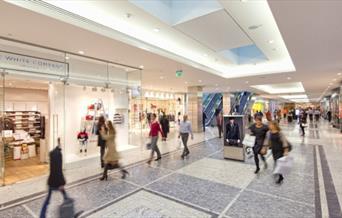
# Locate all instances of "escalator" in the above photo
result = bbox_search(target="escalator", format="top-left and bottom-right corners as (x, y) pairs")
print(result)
(230, 92), (252, 115)
(203, 93), (223, 126)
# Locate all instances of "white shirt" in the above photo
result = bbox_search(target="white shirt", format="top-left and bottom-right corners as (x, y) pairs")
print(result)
(179, 121), (193, 136)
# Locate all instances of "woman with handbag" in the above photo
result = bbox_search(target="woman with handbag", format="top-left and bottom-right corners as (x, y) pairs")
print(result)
(99, 121), (128, 181)
(264, 121), (290, 184)
(249, 116), (269, 174)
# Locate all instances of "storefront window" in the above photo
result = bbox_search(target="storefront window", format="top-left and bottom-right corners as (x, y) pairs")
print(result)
(0, 38), (141, 185)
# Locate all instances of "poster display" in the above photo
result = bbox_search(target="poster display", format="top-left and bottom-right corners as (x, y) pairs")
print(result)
(223, 115), (246, 161)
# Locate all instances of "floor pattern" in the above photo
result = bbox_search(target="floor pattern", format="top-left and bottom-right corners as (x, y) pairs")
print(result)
(0, 123), (340, 218)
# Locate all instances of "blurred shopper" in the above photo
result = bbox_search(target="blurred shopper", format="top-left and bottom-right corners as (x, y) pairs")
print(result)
(264, 121), (290, 184)
(97, 116), (107, 168)
(299, 112), (306, 136)
(327, 110), (332, 122)
(40, 138), (69, 218)
(216, 112), (223, 138)
(160, 113), (170, 141)
(179, 115), (194, 159)
(308, 108), (313, 122)
(99, 121), (128, 181)
(249, 116), (269, 174)
(266, 110), (272, 122)
(314, 109), (321, 121)
(202, 112), (207, 132)
(147, 113), (164, 165)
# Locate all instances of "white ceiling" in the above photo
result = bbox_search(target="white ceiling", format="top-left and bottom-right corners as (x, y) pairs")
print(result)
(0, 1), (341, 102)
(174, 9), (252, 52)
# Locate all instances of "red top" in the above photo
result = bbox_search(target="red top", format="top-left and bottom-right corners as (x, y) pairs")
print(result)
(149, 121), (164, 137)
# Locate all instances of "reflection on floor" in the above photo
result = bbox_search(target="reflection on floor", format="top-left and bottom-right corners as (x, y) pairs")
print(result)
(5, 156), (48, 185)
(0, 120), (341, 218)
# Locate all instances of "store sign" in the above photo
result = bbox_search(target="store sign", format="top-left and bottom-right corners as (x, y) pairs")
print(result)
(0, 51), (67, 76)
(176, 70), (183, 77)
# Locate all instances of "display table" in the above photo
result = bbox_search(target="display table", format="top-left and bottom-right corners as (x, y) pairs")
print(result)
(223, 115), (246, 161)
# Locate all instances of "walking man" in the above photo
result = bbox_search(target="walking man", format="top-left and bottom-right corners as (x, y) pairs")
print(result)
(179, 115), (194, 159)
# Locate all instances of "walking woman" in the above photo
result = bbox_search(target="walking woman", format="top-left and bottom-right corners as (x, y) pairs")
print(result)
(97, 116), (107, 168)
(264, 121), (290, 184)
(179, 115), (194, 158)
(249, 116), (269, 174)
(99, 121), (128, 180)
(40, 138), (69, 218)
(147, 113), (164, 164)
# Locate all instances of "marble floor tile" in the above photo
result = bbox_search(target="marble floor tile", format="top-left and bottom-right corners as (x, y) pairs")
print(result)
(177, 158), (255, 189)
(0, 205), (33, 218)
(88, 190), (213, 218)
(147, 173), (240, 214)
(226, 190), (315, 218)
(124, 164), (173, 186)
(24, 179), (139, 217)
(246, 169), (315, 205)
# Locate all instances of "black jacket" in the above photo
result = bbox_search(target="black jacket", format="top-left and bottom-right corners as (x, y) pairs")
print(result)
(160, 118), (170, 134)
(96, 125), (106, 147)
(48, 147), (66, 188)
(225, 122), (240, 140)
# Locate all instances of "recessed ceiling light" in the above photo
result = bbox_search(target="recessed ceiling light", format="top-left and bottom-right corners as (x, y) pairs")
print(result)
(245, 81), (249, 84)
(215, 84), (218, 86)
(159, 76), (164, 80)
(203, 54), (208, 57)
(268, 40), (274, 44)
(153, 28), (160, 32)
(78, 50), (84, 55)
(287, 77), (291, 80)
(333, 78), (337, 81)
(9, 82), (12, 86)
(198, 80), (202, 83)
(338, 72), (342, 76)
(139, 65), (144, 69)
(329, 83), (333, 85)
(65, 56), (70, 60)
(185, 81), (188, 84)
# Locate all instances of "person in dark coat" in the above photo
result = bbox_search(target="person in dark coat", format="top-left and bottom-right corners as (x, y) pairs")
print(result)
(225, 118), (240, 146)
(327, 111), (332, 122)
(40, 138), (69, 218)
(159, 114), (170, 141)
(202, 112), (207, 132)
(249, 116), (269, 174)
(97, 116), (107, 168)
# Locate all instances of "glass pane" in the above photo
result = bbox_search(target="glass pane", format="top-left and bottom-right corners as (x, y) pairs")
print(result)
(0, 72), (4, 186)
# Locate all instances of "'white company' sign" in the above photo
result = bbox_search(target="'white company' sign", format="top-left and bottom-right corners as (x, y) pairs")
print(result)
(0, 51), (67, 75)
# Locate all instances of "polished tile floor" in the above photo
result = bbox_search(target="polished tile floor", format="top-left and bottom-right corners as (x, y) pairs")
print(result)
(0, 120), (341, 218)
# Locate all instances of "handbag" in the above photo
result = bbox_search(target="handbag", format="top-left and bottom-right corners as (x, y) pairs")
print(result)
(146, 143), (152, 150)
(273, 156), (294, 175)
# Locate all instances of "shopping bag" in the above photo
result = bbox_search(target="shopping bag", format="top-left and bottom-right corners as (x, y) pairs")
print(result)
(242, 135), (255, 148)
(146, 142), (152, 150)
(245, 146), (254, 159)
(273, 156), (294, 175)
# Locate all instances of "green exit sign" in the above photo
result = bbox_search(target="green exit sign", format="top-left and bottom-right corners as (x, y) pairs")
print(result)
(176, 70), (183, 77)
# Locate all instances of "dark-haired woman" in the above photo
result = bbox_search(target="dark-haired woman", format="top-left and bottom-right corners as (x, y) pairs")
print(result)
(97, 116), (106, 168)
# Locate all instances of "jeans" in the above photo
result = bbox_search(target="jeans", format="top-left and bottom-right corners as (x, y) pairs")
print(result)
(40, 187), (68, 218)
(150, 136), (161, 159)
(180, 133), (189, 156)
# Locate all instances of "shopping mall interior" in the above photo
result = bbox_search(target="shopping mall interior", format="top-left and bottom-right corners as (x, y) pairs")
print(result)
(0, 0), (341, 217)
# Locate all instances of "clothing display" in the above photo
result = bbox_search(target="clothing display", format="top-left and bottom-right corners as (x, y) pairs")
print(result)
(113, 113), (124, 124)
(77, 130), (89, 153)
(225, 121), (240, 146)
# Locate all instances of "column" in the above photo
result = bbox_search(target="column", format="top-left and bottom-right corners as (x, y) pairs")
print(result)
(222, 92), (231, 115)
(187, 86), (203, 132)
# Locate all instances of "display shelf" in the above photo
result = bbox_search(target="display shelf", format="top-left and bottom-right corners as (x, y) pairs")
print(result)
(5, 111), (42, 140)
